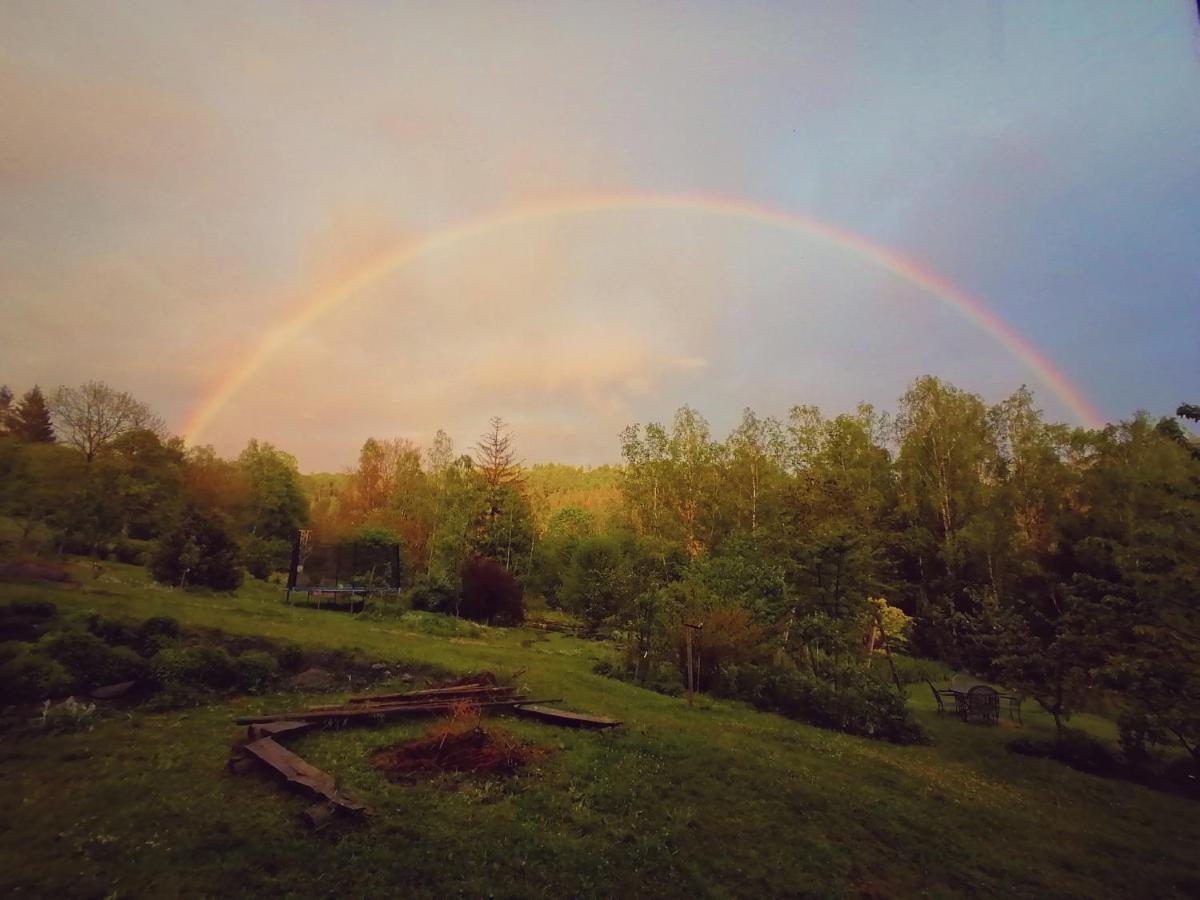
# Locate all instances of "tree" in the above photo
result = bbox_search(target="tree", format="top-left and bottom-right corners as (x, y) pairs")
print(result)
(426, 428), (455, 474)
(9, 386), (56, 443)
(474, 417), (523, 490)
(725, 408), (787, 534)
(236, 440), (309, 542)
(50, 381), (163, 462)
(151, 506), (243, 590)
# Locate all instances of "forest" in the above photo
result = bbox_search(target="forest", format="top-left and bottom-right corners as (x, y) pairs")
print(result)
(1, 377), (1198, 771)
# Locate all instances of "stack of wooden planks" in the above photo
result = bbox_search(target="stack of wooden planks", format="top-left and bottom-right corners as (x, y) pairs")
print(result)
(229, 676), (621, 827)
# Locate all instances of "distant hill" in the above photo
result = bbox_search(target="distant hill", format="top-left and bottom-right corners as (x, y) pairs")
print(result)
(524, 463), (623, 530)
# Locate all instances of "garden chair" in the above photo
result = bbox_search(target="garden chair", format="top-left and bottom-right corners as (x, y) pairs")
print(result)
(926, 680), (959, 717)
(965, 685), (1000, 725)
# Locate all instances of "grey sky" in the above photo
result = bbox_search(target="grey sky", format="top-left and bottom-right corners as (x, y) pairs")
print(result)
(2, 2), (1197, 469)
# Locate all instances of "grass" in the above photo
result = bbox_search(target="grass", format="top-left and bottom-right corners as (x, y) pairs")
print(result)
(1, 560), (1197, 898)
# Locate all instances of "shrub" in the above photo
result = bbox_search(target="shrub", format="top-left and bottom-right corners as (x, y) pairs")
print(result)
(1008, 729), (1118, 777)
(0, 640), (28, 665)
(41, 628), (120, 686)
(151, 645), (238, 690)
(112, 539), (154, 566)
(677, 606), (770, 691)
(150, 506), (243, 591)
(274, 643), (305, 672)
(0, 653), (73, 703)
(719, 662), (926, 745)
(183, 645), (238, 690)
(459, 556), (524, 625)
(140, 616), (181, 639)
(241, 536), (292, 580)
(87, 615), (139, 649)
(9, 599), (57, 619)
(408, 574), (458, 614)
(235, 650), (279, 693)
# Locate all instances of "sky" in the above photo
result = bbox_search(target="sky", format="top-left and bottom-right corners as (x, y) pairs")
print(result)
(2, 1), (1197, 471)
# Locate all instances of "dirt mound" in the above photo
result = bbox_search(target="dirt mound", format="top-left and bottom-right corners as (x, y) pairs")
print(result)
(370, 712), (549, 780)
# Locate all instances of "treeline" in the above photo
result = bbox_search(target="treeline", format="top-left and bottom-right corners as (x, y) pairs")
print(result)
(1, 376), (1197, 757)
(0, 380), (307, 589)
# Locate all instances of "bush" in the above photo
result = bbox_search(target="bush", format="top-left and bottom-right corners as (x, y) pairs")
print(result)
(0, 653), (73, 703)
(151, 645), (238, 690)
(8, 599), (57, 619)
(677, 606), (769, 691)
(150, 506), (243, 591)
(241, 536), (292, 580)
(459, 556), (524, 625)
(1008, 729), (1118, 777)
(274, 643), (305, 672)
(112, 538), (154, 566)
(140, 616), (181, 639)
(408, 574), (458, 614)
(87, 615), (139, 649)
(719, 662), (926, 745)
(234, 650), (279, 693)
(41, 631), (145, 688)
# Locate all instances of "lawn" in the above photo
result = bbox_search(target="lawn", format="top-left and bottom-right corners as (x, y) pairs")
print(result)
(1, 562), (1197, 898)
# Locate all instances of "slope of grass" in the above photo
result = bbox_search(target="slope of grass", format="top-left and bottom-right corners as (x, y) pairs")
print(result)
(1, 561), (1197, 898)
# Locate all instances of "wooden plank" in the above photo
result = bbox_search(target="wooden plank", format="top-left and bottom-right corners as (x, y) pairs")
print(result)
(512, 704), (621, 729)
(240, 737), (369, 814)
(347, 684), (515, 705)
(247, 720), (314, 741)
(235, 696), (537, 726)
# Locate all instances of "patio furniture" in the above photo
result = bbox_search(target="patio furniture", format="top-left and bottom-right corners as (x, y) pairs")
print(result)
(926, 680), (960, 717)
(964, 685), (1000, 725)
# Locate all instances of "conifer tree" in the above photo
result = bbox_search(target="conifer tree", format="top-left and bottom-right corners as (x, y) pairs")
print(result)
(9, 386), (55, 443)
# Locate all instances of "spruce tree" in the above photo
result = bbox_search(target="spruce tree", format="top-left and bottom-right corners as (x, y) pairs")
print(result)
(10, 386), (55, 443)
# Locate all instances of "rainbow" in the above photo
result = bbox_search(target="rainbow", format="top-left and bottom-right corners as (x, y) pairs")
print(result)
(182, 193), (1103, 442)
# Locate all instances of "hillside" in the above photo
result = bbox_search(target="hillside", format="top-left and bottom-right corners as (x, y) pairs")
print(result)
(1, 564), (1196, 899)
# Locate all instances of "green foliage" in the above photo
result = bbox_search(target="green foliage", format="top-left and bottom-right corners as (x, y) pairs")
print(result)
(150, 506), (243, 590)
(140, 616), (181, 640)
(720, 662), (926, 744)
(274, 643), (305, 672)
(8, 386), (55, 443)
(406, 573), (458, 614)
(41, 630), (147, 687)
(240, 535), (292, 580)
(0, 652), (73, 702)
(233, 650), (279, 693)
(150, 645), (238, 690)
(236, 439), (309, 543)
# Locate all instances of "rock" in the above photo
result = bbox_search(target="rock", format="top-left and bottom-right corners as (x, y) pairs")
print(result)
(287, 667), (337, 690)
(90, 680), (136, 699)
